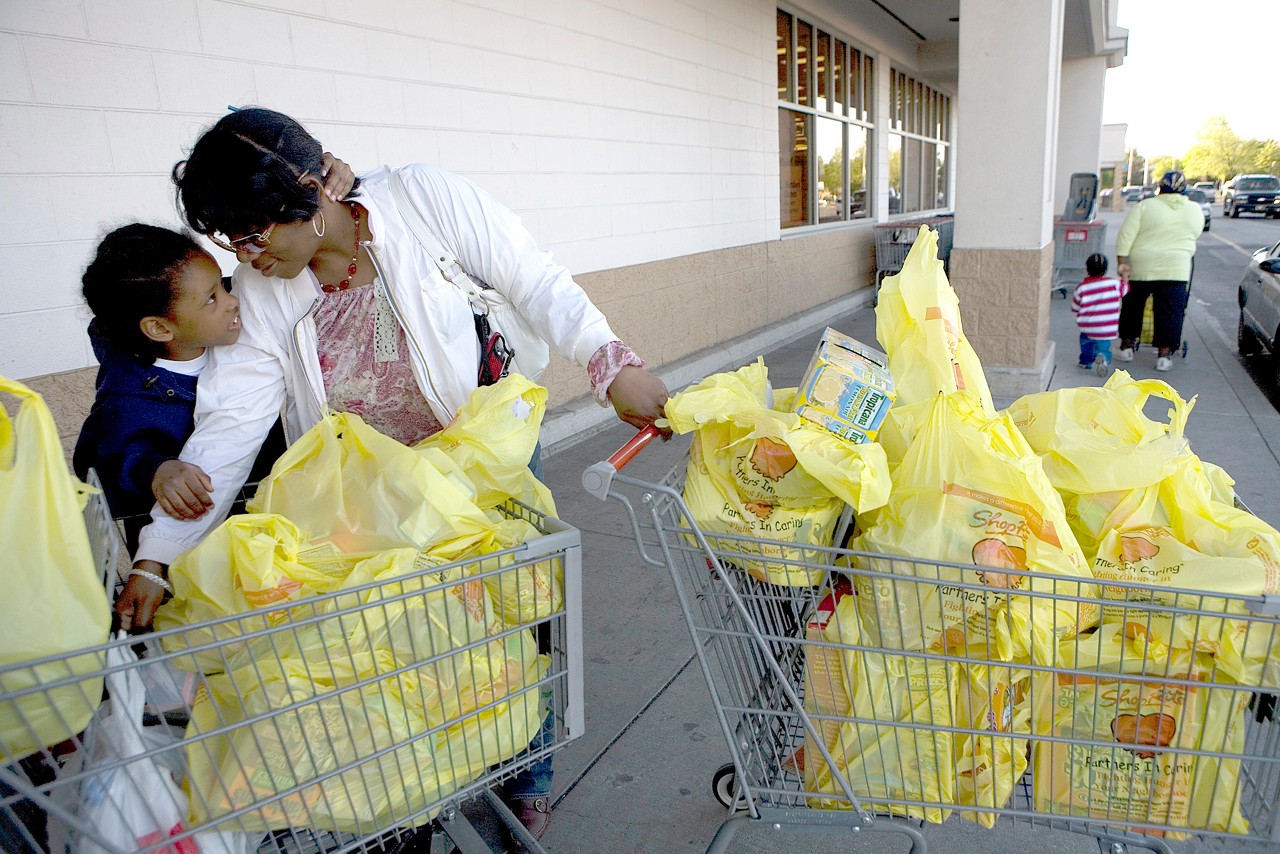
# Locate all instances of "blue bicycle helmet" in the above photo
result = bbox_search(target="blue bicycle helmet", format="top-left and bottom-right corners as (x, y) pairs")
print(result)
(1158, 170), (1186, 194)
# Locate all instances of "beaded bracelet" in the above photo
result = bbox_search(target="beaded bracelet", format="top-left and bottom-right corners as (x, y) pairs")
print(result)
(128, 567), (174, 594)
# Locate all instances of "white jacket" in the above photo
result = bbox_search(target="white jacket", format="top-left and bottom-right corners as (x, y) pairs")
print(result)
(136, 163), (618, 565)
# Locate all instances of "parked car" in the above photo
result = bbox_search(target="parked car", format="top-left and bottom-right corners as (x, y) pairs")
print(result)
(1185, 187), (1212, 231)
(1122, 185), (1143, 203)
(1193, 181), (1217, 203)
(1238, 239), (1280, 387)
(1223, 174), (1280, 218)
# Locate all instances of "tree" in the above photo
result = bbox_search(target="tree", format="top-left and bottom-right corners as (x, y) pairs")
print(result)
(1148, 155), (1177, 182)
(1255, 140), (1280, 177)
(1182, 116), (1250, 183)
(819, 149), (842, 200)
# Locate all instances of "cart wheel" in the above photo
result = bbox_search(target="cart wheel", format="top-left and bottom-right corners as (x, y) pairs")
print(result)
(1181, 340), (1189, 358)
(712, 763), (747, 811)
(1098, 842), (1127, 854)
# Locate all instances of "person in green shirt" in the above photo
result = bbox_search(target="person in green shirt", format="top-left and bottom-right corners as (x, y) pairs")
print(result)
(1113, 170), (1204, 372)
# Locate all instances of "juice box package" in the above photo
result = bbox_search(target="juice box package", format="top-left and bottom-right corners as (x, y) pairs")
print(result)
(792, 328), (895, 443)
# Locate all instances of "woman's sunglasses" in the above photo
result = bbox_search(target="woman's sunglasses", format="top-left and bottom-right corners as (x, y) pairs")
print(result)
(208, 222), (277, 256)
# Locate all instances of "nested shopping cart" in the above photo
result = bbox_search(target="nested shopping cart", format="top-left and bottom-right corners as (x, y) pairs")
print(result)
(1051, 219), (1108, 298)
(0, 475), (584, 854)
(874, 216), (955, 291)
(584, 426), (1280, 854)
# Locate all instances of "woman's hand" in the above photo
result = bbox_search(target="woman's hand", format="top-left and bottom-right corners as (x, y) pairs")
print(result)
(152, 459), (213, 519)
(320, 153), (356, 201)
(116, 561), (170, 632)
(608, 366), (672, 438)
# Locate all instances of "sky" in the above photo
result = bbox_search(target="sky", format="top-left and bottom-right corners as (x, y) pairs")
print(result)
(1102, 0), (1280, 157)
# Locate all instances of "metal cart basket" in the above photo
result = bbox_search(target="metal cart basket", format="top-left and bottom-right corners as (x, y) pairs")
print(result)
(584, 427), (1280, 854)
(1052, 219), (1108, 298)
(1, 480), (584, 854)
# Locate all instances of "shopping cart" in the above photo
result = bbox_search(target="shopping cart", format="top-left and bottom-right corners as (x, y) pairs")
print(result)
(874, 216), (954, 291)
(1052, 219), (1107, 298)
(1, 480), (584, 854)
(584, 425), (1280, 854)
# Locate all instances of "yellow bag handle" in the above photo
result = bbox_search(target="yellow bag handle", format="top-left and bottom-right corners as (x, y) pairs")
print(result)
(1104, 372), (1194, 440)
(0, 377), (48, 472)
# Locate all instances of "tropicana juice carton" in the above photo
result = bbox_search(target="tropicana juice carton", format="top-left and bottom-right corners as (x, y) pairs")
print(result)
(792, 328), (895, 444)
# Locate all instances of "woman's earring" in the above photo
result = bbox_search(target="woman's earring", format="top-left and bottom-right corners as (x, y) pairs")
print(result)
(313, 211), (326, 237)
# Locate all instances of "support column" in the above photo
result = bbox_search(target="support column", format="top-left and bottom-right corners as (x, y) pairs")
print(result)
(1054, 56), (1108, 213)
(950, 0), (1064, 400)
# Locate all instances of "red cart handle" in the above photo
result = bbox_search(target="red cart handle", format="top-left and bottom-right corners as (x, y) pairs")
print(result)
(608, 423), (662, 468)
(583, 424), (662, 499)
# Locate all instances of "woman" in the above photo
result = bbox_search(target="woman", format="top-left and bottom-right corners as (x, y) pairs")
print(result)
(1114, 169), (1203, 372)
(121, 107), (670, 840)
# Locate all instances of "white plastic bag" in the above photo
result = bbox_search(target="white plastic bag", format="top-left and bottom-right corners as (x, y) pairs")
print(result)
(77, 637), (249, 854)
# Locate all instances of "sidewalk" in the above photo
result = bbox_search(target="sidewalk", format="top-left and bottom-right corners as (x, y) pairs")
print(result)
(532, 230), (1280, 853)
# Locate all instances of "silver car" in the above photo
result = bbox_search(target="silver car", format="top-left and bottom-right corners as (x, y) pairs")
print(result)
(1186, 188), (1212, 232)
(1238, 238), (1280, 386)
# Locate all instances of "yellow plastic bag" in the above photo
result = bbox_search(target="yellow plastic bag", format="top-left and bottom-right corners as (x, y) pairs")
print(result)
(1005, 370), (1195, 562)
(875, 225), (993, 413)
(1032, 626), (1249, 838)
(802, 580), (958, 823)
(0, 377), (110, 760)
(1087, 452), (1280, 687)
(804, 578), (1038, 827)
(952, 664), (1030, 827)
(849, 392), (1097, 660)
(470, 515), (563, 628)
(185, 556), (547, 834)
(415, 374), (555, 514)
(249, 411), (495, 560)
(154, 513), (402, 670)
(664, 359), (890, 585)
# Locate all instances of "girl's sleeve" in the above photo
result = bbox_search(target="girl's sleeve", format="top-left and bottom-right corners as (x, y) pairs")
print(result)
(75, 401), (181, 516)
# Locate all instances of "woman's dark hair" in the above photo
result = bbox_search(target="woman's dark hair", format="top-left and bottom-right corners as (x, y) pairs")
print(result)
(171, 107), (357, 239)
(82, 223), (207, 362)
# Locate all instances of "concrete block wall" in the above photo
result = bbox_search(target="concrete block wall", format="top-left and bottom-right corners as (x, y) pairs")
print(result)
(0, 0), (781, 382)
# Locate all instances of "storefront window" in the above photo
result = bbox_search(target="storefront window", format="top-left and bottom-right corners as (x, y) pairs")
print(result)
(777, 10), (874, 229)
(888, 69), (951, 214)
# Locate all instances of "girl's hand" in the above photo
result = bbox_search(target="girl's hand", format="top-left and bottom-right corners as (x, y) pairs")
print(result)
(152, 459), (213, 519)
(320, 153), (356, 201)
(116, 561), (169, 632)
(607, 366), (672, 438)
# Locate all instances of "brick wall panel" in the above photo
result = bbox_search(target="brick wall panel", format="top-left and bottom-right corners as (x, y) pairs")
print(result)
(197, 2), (294, 62)
(26, 37), (158, 110)
(155, 54), (256, 114)
(84, 0), (201, 52)
(0, 33), (34, 101)
(1, 240), (95, 314)
(0, 0), (87, 38)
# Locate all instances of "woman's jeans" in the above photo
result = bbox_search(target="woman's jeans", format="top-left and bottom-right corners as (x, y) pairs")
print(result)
(504, 442), (554, 800)
(1117, 280), (1190, 353)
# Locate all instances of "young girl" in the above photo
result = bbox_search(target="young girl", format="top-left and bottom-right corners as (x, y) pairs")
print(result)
(73, 224), (284, 563)
(74, 159), (352, 613)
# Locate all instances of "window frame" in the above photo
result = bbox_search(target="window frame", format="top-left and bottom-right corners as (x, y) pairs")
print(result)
(777, 7), (876, 232)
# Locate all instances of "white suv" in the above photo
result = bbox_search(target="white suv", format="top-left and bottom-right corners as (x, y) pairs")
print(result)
(1193, 181), (1216, 203)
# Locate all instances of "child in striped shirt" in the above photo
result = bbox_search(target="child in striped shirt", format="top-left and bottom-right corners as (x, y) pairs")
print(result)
(1072, 253), (1129, 373)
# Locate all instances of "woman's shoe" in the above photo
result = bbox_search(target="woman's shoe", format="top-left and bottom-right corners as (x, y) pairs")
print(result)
(1155, 356), (1173, 372)
(1116, 347), (1134, 362)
